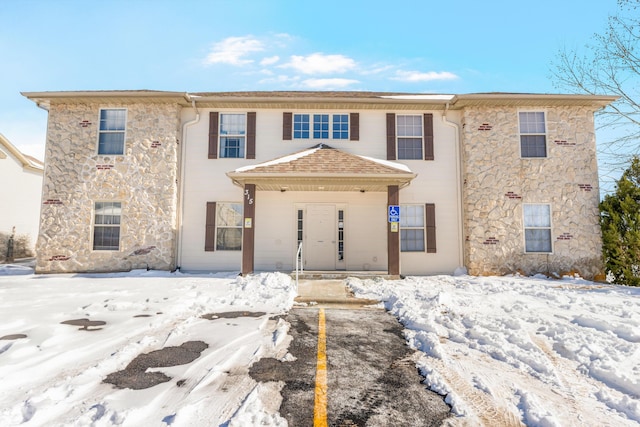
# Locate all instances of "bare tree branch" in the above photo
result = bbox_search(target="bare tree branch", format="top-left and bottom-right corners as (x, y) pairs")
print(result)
(551, 0), (640, 193)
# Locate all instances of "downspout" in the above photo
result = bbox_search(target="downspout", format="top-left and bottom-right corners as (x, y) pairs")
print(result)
(442, 102), (465, 269)
(175, 94), (200, 271)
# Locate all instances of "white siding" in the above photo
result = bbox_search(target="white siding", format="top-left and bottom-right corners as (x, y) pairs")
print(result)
(179, 108), (463, 275)
(398, 112), (462, 275)
(0, 145), (43, 253)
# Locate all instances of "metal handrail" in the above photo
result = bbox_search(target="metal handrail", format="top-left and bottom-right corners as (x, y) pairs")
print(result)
(295, 241), (303, 290)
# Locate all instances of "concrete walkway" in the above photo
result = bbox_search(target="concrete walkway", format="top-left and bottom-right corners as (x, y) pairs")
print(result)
(294, 279), (380, 309)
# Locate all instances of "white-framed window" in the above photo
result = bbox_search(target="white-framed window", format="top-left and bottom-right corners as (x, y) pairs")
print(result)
(293, 113), (349, 140)
(219, 113), (246, 158)
(294, 208), (304, 266)
(93, 201), (121, 251)
(338, 209), (345, 261)
(519, 111), (547, 158)
(333, 114), (349, 139)
(216, 202), (243, 250)
(297, 209), (304, 249)
(400, 204), (425, 252)
(397, 115), (423, 160)
(98, 109), (126, 155)
(294, 114), (310, 139)
(314, 114), (329, 139)
(523, 204), (552, 253)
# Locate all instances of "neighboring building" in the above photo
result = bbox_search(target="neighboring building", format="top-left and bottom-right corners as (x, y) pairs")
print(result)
(22, 91), (616, 278)
(0, 133), (44, 259)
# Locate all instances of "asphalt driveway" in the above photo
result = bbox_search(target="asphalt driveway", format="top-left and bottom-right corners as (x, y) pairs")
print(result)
(250, 307), (452, 426)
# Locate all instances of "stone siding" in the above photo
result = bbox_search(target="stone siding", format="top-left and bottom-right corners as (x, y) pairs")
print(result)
(462, 106), (603, 279)
(36, 102), (181, 273)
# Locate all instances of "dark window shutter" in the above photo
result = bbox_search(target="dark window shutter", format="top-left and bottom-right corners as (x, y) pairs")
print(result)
(386, 113), (396, 160)
(426, 203), (436, 253)
(246, 112), (256, 159)
(283, 112), (292, 140)
(205, 202), (216, 251)
(350, 113), (359, 141)
(208, 112), (219, 159)
(424, 113), (434, 161)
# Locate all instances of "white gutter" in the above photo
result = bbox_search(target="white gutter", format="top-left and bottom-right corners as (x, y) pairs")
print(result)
(442, 103), (465, 269)
(175, 94), (200, 271)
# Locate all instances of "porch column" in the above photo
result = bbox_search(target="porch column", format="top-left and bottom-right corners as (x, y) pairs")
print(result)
(242, 184), (256, 275)
(388, 185), (400, 276)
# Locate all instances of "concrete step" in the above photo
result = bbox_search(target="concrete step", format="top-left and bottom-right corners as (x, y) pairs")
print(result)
(294, 295), (381, 306)
(292, 271), (400, 280)
(293, 278), (382, 309)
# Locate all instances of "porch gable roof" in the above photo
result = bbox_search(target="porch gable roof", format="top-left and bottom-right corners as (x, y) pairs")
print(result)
(227, 144), (417, 191)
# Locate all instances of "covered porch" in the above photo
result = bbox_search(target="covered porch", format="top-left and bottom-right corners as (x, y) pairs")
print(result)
(226, 144), (416, 276)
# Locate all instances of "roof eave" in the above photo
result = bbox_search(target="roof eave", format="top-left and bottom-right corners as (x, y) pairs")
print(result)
(20, 90), (620, 110)
(21, 90), (192, 109)
(226, 171), (417, 191)
(193, 97), (451, 110)
(450, 93), (619, 109)
(227, 172), (417, 180)
(0, 134), (44, 172)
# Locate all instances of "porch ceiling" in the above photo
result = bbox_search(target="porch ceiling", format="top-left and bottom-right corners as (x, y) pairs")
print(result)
(227, 144), (417, 191)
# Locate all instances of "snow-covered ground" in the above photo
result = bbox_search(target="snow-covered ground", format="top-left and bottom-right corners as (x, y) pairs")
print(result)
(0, 268), (294, 426)
(349, 274), (640, 426)
(1, 266), (639, 427)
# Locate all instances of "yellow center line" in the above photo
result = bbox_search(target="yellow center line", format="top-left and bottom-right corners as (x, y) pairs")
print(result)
(314, 308), (328, 427)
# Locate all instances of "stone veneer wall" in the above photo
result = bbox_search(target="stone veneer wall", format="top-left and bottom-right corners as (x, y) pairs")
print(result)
(462, 106), (603, 279)
(36, 102), (181, 273)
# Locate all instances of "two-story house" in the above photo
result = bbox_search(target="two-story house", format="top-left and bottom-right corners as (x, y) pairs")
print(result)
(0, 133), (44, 260)
(22, 91), (615, 279)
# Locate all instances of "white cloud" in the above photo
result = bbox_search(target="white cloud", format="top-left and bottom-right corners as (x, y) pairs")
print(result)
(283, 53), (357, 75)
(260, 56), (280, 66)
(204, 36), (264, 66)
(272, 33), (294, 47)
(258, 75), (301, 85)
(301, 78), (360, 89)
(392, 70), (459, 82)
(360, 64), (395, 76)
(201, 35), (458, 92)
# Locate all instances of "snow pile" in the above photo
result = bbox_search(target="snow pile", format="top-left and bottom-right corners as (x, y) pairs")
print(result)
(348, 275), (640, 426)
(0, 270), (295, 426)
(0, 263), (34, 275)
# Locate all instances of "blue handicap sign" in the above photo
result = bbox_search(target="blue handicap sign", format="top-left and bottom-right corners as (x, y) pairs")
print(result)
(388, 205), (400, 223)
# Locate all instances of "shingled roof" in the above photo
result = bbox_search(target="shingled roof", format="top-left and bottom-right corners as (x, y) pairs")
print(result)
(227, 144), (416, 192)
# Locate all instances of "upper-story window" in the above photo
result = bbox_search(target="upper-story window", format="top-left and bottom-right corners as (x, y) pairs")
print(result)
(293, 114), (349, 140)
(397, 115), (423, 160)
(333, 114), (349, 139)
(519, 112), (546, 158)
(386, 113), (433, 161)
(98, 109), (126, 155)
(314, 114), (329, 138)
(220, 113), (246, 158)
(294, 114), (310, 139)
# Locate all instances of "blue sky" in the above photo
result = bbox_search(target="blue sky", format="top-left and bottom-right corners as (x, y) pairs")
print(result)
(0, 0), (618, 161)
